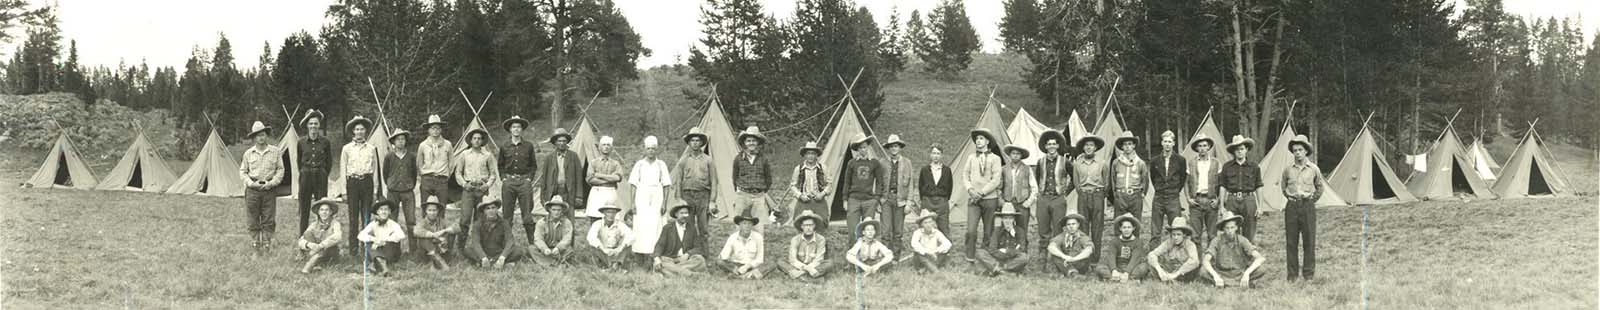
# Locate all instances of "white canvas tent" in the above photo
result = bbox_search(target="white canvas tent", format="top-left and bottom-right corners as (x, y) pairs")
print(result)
(1004, 108), (1051, 166)
(24, 129), (98, 190)
(95, 128), (177, 192)
(166, 127), (245, 197)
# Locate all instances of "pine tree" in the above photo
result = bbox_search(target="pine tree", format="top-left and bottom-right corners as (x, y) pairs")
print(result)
(922, 0), (980, 76)
(906, 10), (931, 66)
(876, 7), (907, 80)
(999, 0), (1040, 52)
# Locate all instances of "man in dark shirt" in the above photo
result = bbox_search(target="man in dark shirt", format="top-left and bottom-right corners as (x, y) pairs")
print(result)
(1148, 131), (1189, 237)
(1097, 214), (1151, 282)
(296, 110), (334, 233)
(978, 204), (1028, 277)
(918, 143), (954, 238)
(382, 129), (418, 252)
(841, 134), (884, 242)
(500, 116), (539, 242)
(1219, 135), (1262, 239)
(540, 127), (586, 216)
(465, 201), (527, 268)
(732, 126), (773, 230)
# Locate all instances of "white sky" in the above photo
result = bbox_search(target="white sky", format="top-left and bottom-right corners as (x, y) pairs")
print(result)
(2, 0), (1595, 71)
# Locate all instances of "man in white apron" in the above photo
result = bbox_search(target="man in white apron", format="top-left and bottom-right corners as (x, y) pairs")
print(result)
(630, 136), (674, 259)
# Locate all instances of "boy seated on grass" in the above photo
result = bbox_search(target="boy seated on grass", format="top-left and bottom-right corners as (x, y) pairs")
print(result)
(297, 199), (343, 274)
(654, 203), (706, 276)
(846, 218), (894, 277)
(357, 200), (407, 276)
(1045, 214), (1095, 277)
(411, 197), (455, 270)
(778, 210), (832, 281)
(1201, 214), (1269, 288)
(908, 211), (951, 274)
(529, 196), (576, 267)
(716, 215), (770, 279)
(583, 204), (633, 272)
(464, 201), (527, 269)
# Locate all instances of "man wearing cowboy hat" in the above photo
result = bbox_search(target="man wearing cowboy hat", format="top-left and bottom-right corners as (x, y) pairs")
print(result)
(908, 210), (952, 273)
(673, 127), (718, 255)
(1149, 131), (1189, 239)
(297, 199), (343, 274)
(977, 204), (1029, 277)
(530, 196), (576, 267)
(1146, 217), (1201, 283)
(846, 217), (895, 277)
(779, 210), (833, 280)
(880, 134), (917, 254)
(964, 128), (1004, 263)
(654, 202), (706, 276)
(731, 126), (774, 230)
(1218, 135), (1262, 239)
(540, 127), (586, 211)
(917, 143), (954, 238)
(586, 136), (626, 220)
(1280, 134), (1323, 281)
(500, 116), (541, 243)
(999, 143), (1038, 252)
(296, 110), (335, 234)
(716, 215), (769, 279)
(382, 128), (419, 252)
(631, 136), (674, 260)
(842, 133), (886, 243)
(464, 201), (528, 269)
(1186, 134), (1224, 244)
(1202, 214), (1268, 287)
(1034, 130), (1074, 258)
(240, 120), (285, 254)
(455, 127), (499, 253)
(788, 141), (831, 231)
(413, 197), (456, 270)
(584, 203), (632, 271)
(1109, 131), (1149, 219)
(340, 116), (381, 252)
(1096, 214), (1149, 282)
(1073, 133), (1111, 262)
(416, 114), (454, 208)
(1045, 214), (1094, 277)
(357, 199), (408, 276)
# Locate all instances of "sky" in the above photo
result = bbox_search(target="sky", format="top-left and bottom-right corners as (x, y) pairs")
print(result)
(3, 0), (1596, 71)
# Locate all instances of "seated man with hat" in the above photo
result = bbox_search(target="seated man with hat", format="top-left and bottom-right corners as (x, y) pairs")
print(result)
(1045, 214), (1095, 277)
(530, 196), (577, 267)
(1202, 213), (1269, 288)
(583, 203), (633, 271)
(846, 217), (895, 277)
(1097, 214), (1151, 282)
(778, 210), (833, 280)
(908, 210), (952, 274)
(976, 204), (1028, 277)
(1146, 217), (1201, 283)
(412, 197), (456, 270)
(717, 215), (770, 279)
(654, 202), (706, 276)
(464, 201), (528, 269)
(357, 199), (408, 276)
(297, 199), (343, 274)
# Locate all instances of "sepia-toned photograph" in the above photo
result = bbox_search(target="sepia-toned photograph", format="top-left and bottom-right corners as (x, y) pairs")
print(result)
(1, 0), (1596, 308)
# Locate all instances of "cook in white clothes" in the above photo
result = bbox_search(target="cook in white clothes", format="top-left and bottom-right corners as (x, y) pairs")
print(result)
(630, 136), (674, 254)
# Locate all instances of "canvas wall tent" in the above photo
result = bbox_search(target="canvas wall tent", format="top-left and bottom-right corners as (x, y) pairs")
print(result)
(1256, 125), (1348, 211)
(819, 99), (888, 222)
(1467, 139), (1500, 181)
(1326, 121), (1417, 205)
(1404, 126), (1496, 200)
(1064, 110), (1090, 149)
(272, 122), (302, 198)
(1004, 108), (1051, 166)
(686, 97), (742, 218)
(24, 132), (98, 189)
(95, 130), (177, 192)
(1490, 126), (1571, 198)
(946, 99), (1011, 223)
(166, 129), (245, 197)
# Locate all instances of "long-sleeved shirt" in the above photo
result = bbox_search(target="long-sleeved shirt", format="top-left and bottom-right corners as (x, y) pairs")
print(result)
(910, 228), (952, 255)
(1188, 157), (1222, 196)
(467, 217), (515, 258)
(732, 151), (772, 192)
(298, 135), (334, 172)
(455, 148), (498, 188)
(1099, 235), (1149, 273)
(1047, 230), (1094, 260)
(986, 226), (1027, 260)
(587, 219), (633, 251)
(1205, 233), (1261, 273)
(1075, 157), (1109, 191)
(1036, 155), (1072, 196)
(789, 234), (827, 265)
(884, 155), (918, 204)
(675, 152), (715, 192)
(965, 152), (1004, 200)
(533, 217), (573, 251)
(1148, 239), (1200, 276)
(1149, 153), (1188, 197)
(417, 137), (453, 176)
(299, 220), (343, 249)
(790, 163), (829, 202)
(383, 151), (417, 191)
(919, 164), (953, 198)
(498, 139), (538, 176)
(341, 141), (378, 177)
(1282, 161), (1325, 200)
(847, 239), (894, 264)
(412, 217), (454, 239)
(357, 219), (407, 244)
(1111, 155), (1148, 193)
(843, 158), (884, 200)
(1220, 159), (1262, 193)
(1002, 163), (1037, 206)
(719, 231), (765, 266)
(239, 144), (284, 188)
(588, 155), (625, 187)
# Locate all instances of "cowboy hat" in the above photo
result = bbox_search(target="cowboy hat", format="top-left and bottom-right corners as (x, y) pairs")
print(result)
(1287, 134), (1314, 154)
(1190, 133), (1215, 153)
(1002, 144), (1031, 159)
(246, 121), (272, 139)
(668, 201), (694, 218)
(734, 214), (759, 226)
(1075, 134), (1106, 151)
(1113, 131), (1139, 148)
(915, 210), (940, 226)
(881, 134), (907, 149)
(850, 133), (875, 147)
(422, 114), (447, 128)
(301, 109), (325, 126)
(545, 195), (571, 211)
(345, 116), (373, 134)
(1216, 213), (1244, 231)
(856, 217), (882, 235)
(1165, 217), (1196, 236)
(598, 204), (622, 214)
(1039, 129), (1067, 155)
(970, 128), (1003, 155)
(736, 126), (767, 145)
(799, 141), (823, 156)
(502, 115), (530, 131)
(995, 203), (1023, 218)
(387, 129), (411, 142)
(312, 198), (340, 215)
(682, 126), (708, 144)
(1057, 213), (1087, 230)
(465, 128), (491, 145)
(1112, 214), (1141, 236)
(547, 128), (573, 144)
(1226, 135), (1255, 153)
(793, 210), (825, 230)
(476, 200), (503, 214)
(420, 197), (445, 214)
(371, 199), (397, 215)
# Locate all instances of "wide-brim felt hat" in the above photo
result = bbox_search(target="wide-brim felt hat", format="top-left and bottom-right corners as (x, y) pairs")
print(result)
(544, 195), (571, 211)
(1113, 131), (1139, 147)
(995, 203), (1023, 217)
(799, 141), (823, 156)
(1039, 130), (1067, 155)
(1287, 134), (1314, 154)
(1113, 214), (1141, 236)
(668, 202), (694, 218)
(345, 116), (374, 133)
(465, 128), (491, 143)
(1216, 214), (1244, 231)
(502, 116), (530, 131)
(1190, 134), (1215, 153)
(598, 205), (622, 213)
(1165, 217), (1196, 236)
(1058, 213), (1087, 230)
(881, 134), (907, 149)
(734, 215), (759, 225)
(856, 217), (881, 235)
(371, 199), (397, 214)
(915, 210), (939, 225)
(312, 198), (341, 215)
(422, 114), (447, 128)
(1076, 135), (1106, 151)
(736, 126), (767, 145)
(246, 121), (272, 139)
(1227, 135), (1255, 152)
(793, 210), (824, 230)
(387, 129), (411, 142)
(420, 200), (445, 213)
(682, 126), (708, 144)
(850, 133), (875, 147)
(476, 200), (503, 213)
(301, 109), (325, 126)
(548, 128), (573, 144)
(1002, 144), (1030, 159)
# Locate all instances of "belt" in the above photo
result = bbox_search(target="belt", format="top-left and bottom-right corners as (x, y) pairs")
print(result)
(1042, 191), (1061, 197)
(348, 174), (372, 180)
(1079, 186), (1103, 193)
(592, 184), (617, 188)
(1228, 192), (1255, 197)
(503, 174), (533, 179)
(422, 174), (449, 179)
(740, 188), (767, 194)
